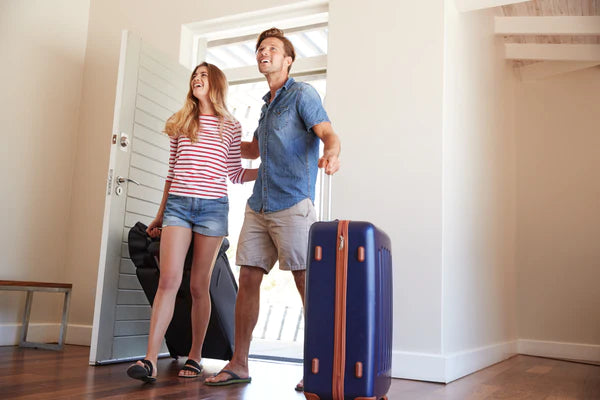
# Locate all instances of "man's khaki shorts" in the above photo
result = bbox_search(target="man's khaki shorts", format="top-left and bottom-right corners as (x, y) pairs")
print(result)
(236, 198), (317, 273)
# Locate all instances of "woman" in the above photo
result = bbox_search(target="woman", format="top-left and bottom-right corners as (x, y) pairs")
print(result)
(126, 62), (257, 382)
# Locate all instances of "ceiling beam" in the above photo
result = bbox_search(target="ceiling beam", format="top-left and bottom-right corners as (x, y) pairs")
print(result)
(505, 44), (600, 61)
(517, 61), (600, 81)
(496, 16), (600, 35)
(455, 0), (530, 12)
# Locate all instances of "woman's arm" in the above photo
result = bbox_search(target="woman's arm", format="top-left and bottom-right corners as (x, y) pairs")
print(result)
(147, 135), (177, 237)
(147, 180), (171, 238)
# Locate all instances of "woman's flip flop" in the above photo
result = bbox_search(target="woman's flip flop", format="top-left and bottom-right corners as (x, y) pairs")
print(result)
(126, 359), (156, 383)
(179, 359), (203, 378)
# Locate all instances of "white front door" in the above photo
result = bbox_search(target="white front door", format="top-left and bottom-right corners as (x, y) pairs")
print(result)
(89, 31), (190, 364)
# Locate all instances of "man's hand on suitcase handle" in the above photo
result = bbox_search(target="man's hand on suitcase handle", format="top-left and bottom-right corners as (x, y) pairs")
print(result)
(313, 121), (341, 175)
(318, 149), (340, 175)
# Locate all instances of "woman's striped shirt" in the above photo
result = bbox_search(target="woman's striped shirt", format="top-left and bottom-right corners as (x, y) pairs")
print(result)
(166, 115), (245, 198)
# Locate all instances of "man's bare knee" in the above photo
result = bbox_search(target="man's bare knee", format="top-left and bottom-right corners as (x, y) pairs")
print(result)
(292, 270), (305, 287)
(239, 266), (264, 289)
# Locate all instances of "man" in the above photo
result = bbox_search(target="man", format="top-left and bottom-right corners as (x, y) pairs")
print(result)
(205, 27), (341, 390)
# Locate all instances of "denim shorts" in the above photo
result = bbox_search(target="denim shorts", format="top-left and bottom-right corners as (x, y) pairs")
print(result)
(162, 194), (229, 237)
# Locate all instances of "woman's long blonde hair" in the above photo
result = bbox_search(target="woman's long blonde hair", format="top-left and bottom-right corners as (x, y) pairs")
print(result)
(164, 62), (233, 142)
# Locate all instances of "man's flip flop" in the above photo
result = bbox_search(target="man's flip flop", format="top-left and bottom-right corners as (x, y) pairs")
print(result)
(179, 359), (203, 378)
(295, 381), (304, 392)
(204, 369), (252, 386)
(126, 359), (156, 383)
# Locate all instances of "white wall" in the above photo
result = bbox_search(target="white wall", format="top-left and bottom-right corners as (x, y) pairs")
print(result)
(516, 67), (600, 361)
(441, 2), (517, 382)
(327, 0), (445, 380)
(0, 0), (90, 344)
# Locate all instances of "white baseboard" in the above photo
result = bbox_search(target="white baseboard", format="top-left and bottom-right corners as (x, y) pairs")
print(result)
(444, 340), (517, 383)
(392, 350), (446, 382)
(65, 324), (93, 346)
(0, 323), (92, 346)
(393, 341), (517, 383)
(518, 339), (600, 363)
(393, 339), (599, 384)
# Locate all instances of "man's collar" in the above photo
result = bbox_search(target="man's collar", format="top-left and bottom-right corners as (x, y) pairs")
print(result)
(283, 76), (295, 90)
(263, 77), (295, 103)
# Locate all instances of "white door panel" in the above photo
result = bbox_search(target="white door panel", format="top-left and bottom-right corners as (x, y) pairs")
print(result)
(90, 31), (190, 364)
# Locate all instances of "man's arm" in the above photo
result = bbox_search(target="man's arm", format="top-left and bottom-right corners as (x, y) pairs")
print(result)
(241, 138), (260, 160)
(312, 121), (341, 175)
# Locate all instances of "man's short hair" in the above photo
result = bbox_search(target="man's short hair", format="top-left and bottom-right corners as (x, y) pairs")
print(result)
(256, 27), (296, 73)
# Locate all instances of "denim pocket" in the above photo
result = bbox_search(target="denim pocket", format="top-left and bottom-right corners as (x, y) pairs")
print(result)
(273, 106), (290, 130)
(216, 196), (229, 205)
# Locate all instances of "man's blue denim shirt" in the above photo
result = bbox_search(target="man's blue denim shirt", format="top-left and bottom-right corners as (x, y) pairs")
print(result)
(248, 77), (330, 213)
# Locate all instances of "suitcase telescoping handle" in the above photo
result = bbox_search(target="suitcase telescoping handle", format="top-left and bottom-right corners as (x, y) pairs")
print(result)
(318, 168), (333, 221)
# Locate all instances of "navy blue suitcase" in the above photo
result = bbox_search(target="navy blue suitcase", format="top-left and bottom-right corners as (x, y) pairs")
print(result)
(303, 220), (393, 400)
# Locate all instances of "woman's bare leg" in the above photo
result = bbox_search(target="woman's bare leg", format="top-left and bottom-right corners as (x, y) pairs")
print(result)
(133, 226), (192, 376)
(178, 233), (223, 377)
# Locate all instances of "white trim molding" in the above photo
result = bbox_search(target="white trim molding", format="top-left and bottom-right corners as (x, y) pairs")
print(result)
(392, 350), (446, 382)
(505, 43), (600, 61)
(495, 16), (600, 36)
(0, 323), (92, 347)
(518, 339), (600, 363)
(455, 0), (530, 13)
(444, 341), (517, 383)
(392, 341), (518, 383)
(517, 61), (600, 81)
(224, 54), (327, 84)
(180, 0), (328, 69)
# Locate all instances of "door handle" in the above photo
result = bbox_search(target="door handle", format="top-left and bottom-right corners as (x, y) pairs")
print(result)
(116, 176), (140, 185)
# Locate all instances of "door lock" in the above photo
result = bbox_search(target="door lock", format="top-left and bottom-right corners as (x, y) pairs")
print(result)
(119, 132), (129, 152)
(115, 176), (140, 196)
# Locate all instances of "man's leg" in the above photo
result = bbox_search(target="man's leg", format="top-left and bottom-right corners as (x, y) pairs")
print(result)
(292, 269), (306, 391)
(292, 270), (306, 307)
(204, 265), (264, 383)
(269, 199), (315, 392)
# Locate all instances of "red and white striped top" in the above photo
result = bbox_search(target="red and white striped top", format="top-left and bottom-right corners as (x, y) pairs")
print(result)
(166, 115), (246, 198)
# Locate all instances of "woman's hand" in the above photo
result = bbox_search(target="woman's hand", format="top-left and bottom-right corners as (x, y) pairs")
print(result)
(146, 217), (163, 238)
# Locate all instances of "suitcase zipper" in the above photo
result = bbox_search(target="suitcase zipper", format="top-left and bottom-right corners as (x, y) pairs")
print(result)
(333, 220), (350, 400)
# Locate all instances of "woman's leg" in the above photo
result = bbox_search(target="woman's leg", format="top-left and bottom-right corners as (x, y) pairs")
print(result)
(178, 233), (223, 377)
(135, 226), (192, 376)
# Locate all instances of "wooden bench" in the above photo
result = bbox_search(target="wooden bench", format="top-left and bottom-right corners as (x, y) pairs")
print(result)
(0, 280), (72, 350)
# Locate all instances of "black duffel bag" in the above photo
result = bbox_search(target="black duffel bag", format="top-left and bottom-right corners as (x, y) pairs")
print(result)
(128, 222), (237, 360)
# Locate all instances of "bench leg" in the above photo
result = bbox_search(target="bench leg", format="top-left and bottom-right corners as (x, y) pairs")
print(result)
(57, 290), (72, 349)
(19, 291), (34, 346)
(19, 289), (71, 351)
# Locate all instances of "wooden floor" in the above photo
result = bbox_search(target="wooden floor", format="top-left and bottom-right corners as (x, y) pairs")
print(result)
(0, 345), (598, 399)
